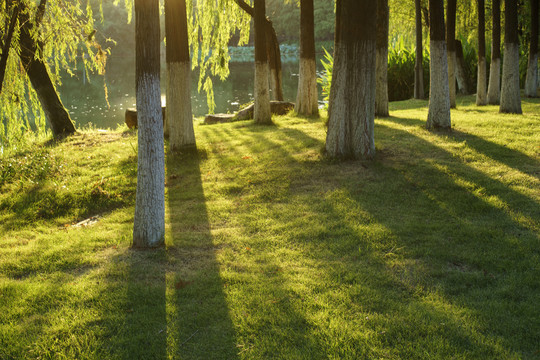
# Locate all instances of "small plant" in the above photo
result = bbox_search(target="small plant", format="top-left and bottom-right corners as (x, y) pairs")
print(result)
(317, 47), (333, 110)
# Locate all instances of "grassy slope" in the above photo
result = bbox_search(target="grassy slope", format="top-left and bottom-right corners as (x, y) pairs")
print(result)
(0, 96), (539, 359)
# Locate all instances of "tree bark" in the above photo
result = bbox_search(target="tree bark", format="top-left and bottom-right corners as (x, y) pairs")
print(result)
(254, 0), (272, 124)
(326, 0), (376, 159)
(476, 0), (487, 105)
(165, 0), (195, 150)
(414, 0), (424, 99)
(18, 2), (76, 137)
(446, 0), (457, 108)
(525, 0), (539, 97)
(133, 0), (165, 248)
(375, 0), (389, 117)
(455, 39), (469, 94)
(487, 0), (501, 104)
(427, 0), (451, 130)
(295, 0), (319, 116)
(500, 0), (522, 114)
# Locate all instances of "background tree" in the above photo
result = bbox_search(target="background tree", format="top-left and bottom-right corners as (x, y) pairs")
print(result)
(375, 0), (389, 117)
(476, 0), (487, 105)
(165, 0), (195, 150)
(295, 0), (319, 117)
(414, 0), (424, 99)
(427, 0), (451, 130)
(254, 0), (272, 124)
(326, 0), (376, 159)
(487, 0), (501, 104)
(133, 0), (165, 247)
(500, 0), (522, 114)
(447, 0), (457, 108)
(525, 0), (539, 97)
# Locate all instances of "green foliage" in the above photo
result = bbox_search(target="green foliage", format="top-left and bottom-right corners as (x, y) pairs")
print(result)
(317, 47), (333, 109)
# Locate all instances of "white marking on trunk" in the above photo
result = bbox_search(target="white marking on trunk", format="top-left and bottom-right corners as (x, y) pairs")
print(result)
(476, 56), (487, 105)
(500, 42), (522, 114)
(167, 61), (195, 150)
(487, 57), (501, 104)
(254, 61), (272, 124)
(295, 57), (319, 116)
(525, 52), (538, 97)
(427, 40), (451, 129)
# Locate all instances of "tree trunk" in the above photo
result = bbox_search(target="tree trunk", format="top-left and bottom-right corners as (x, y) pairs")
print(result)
(18, 3), (76, 138)
(500, 0), (522, 114)
(446, 0), (457, 108)
(476, 0), (487, 105)
(487, 0), (501, 104)
(254, 0), (272, 124)
(525, 0), (539, 97)
(326, 0), (376, 159)
(165, 0), (195, 150)
(295, 0), (319, 116)
(455, 40), (470, 94)
(414, 0), (424, 99)
(375, 0), (389, 117)
(427, 0), (451, 130)
(133, 0), (165, 248)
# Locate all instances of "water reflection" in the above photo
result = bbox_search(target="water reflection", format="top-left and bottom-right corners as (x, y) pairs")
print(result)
(58, 56), (324, 129)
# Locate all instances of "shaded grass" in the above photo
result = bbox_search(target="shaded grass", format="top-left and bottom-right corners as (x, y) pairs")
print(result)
(0, 96), (539, 359)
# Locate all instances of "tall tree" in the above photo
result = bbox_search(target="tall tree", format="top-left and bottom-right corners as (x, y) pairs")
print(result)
(414, 0), (424, 99)
(446, 0), (457, 108)
(254, 0), (272, 124)
(455, 40), (470, 94)
(165, 0), (195, 150)
(476, 0), (487, 105)
(326, 0), (376, 159)
(487, 0), (501, 104)
(295, 0), (319, 117)
(525, 0), (539, 97)
(500, 0), (522, 113)
(133, 0), (165, 247)
(375, 0), (389, 117)
(427, 0), (451, 130)
(18, 0), (76, 138)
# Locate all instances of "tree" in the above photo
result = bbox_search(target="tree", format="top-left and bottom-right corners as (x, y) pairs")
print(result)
(18, 0), (76, 138)
(414, 0), (424, 99)
(476, 0), (487, 105)
(375, 0), (389, 117)
(133, 0), (165, 248)
(254, 0), (272, 124)
(165, 0), (195, 150)
(487, 0), (501, 104)
(295, 0), (319, 117)
(326, 0), (376, 159)
(500, 0), (522, 114)
(426, 0), (451, 130)
(525, 0), (539, 97)
(447, 0), (457, 108)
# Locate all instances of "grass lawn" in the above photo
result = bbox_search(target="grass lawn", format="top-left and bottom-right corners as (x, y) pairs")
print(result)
(0, 96), (539, 359)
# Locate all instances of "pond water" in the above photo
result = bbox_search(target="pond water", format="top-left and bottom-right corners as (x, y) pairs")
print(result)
(58, 55), (325, 130)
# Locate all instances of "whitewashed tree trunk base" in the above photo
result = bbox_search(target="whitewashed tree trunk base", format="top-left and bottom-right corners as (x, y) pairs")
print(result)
(448, 50), (457, 108)
(254, 61), (272, 124)
(167, 61), (195, 151)
(487, 57), (501, 104)
(500, 42), (522, 114)
(476, 57), (487, 105)
(525, 53), (538, 97)
(295, 58), (319, 116)
(427, 40), (451, 130)
(375, 47), (389, 117)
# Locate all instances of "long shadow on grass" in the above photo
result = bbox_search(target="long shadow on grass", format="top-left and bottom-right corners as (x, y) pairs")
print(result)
(231, 123), (539, 357)
(165, 149), (239, 359)
(384, 115), (540, 181)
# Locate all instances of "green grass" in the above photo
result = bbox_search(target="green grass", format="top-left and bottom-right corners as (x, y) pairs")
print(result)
(1, 96), (539, 359)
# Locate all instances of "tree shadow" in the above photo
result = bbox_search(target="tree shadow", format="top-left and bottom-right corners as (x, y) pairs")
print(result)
(165, 149), (239, 359)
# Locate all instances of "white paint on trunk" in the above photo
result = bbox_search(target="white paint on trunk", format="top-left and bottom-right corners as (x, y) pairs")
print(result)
(476, 56), (487, 105)
(455, 57), (469, 94)
(167, 61), (195, 150)
(254, 61), (272, 124)
(133, 72), (165, 247)
(447, 50), (457, 108)
(295, 57), (319, 116)
(525, 52), (538, 97)
(500, 42), (522, 114)
(375, 47), (389, 117)
(487, 57), (501, 104)
(326, 40), (376, 159)
(427, 40), (451, 129)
